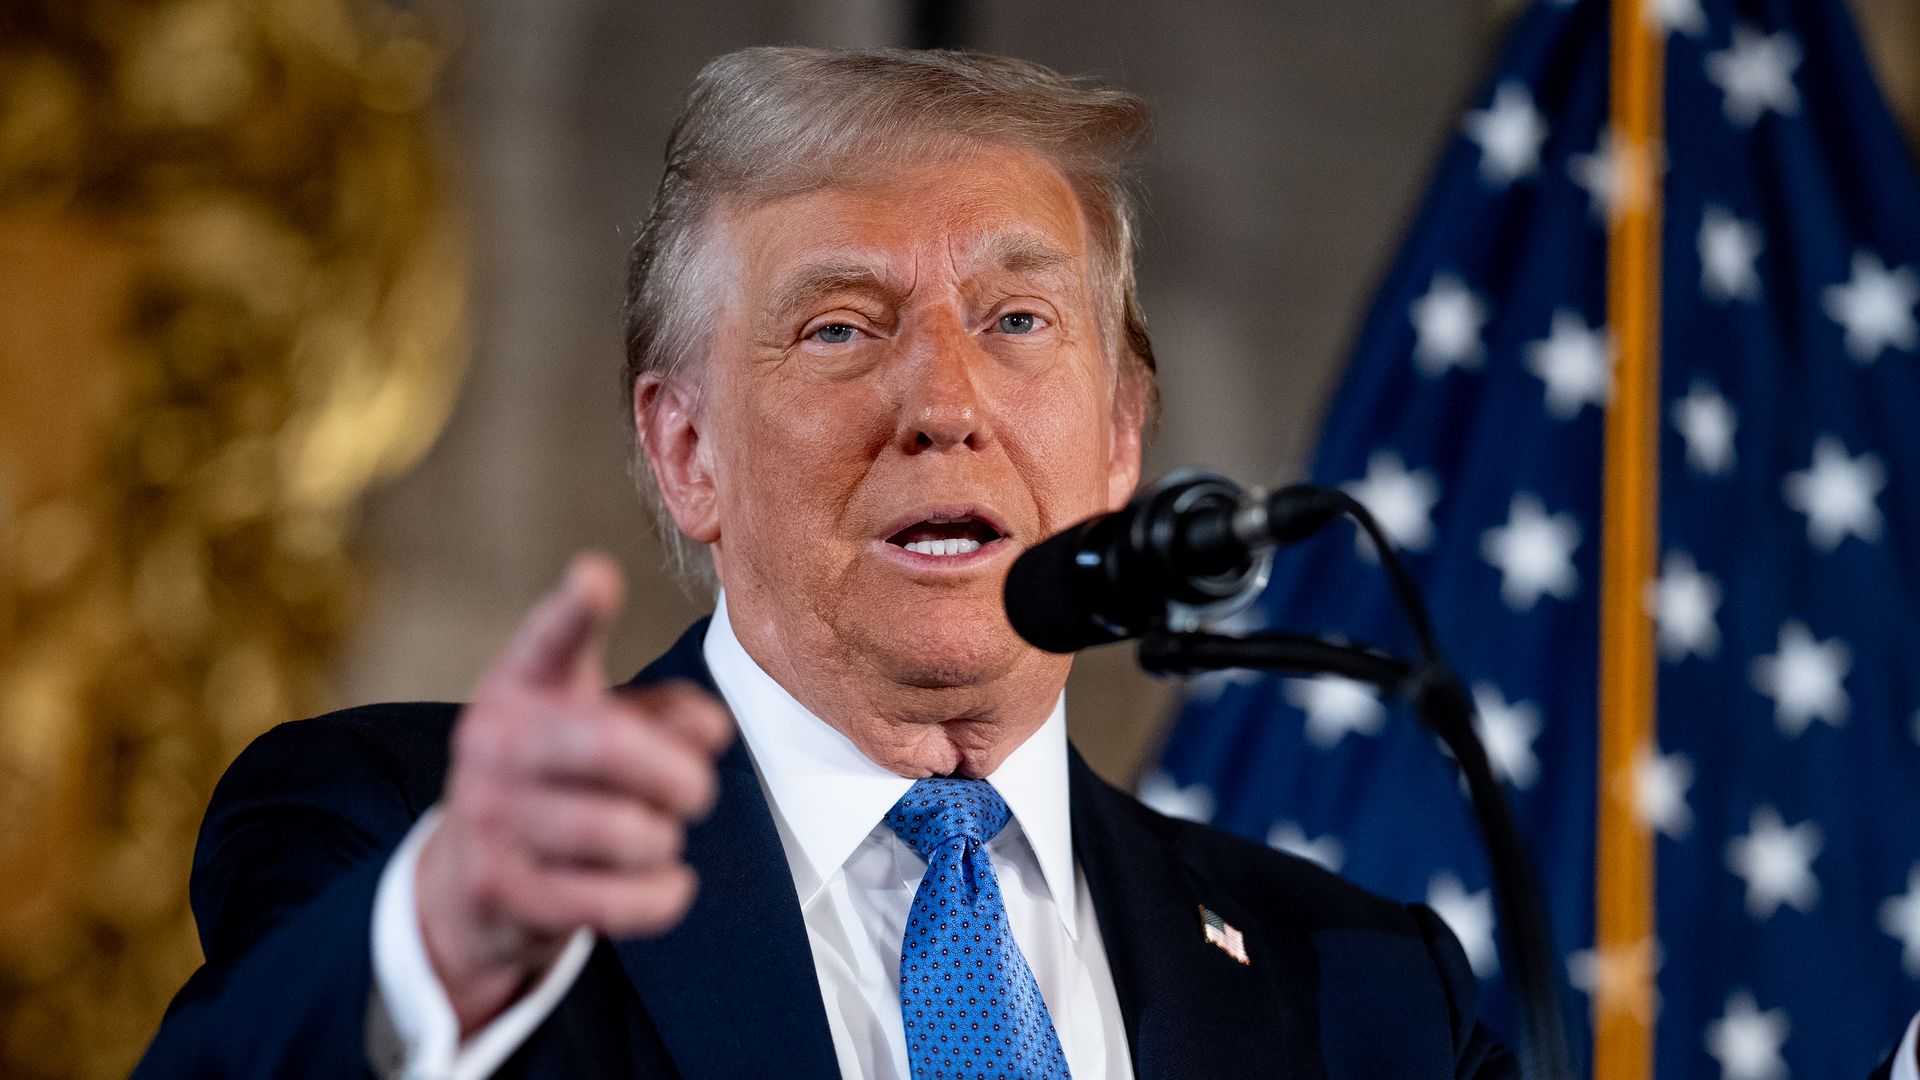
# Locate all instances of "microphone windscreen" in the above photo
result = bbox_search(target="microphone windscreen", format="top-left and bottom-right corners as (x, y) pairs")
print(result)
(1002, 525), (1118, 654)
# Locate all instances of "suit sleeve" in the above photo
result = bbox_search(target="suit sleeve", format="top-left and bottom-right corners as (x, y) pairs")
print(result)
(1408, 903), (1522, 1080)
(133, 712), (429, 1079)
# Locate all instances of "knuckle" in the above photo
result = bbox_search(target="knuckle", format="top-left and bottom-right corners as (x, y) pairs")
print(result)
(459, 705), (535, 776)
(559, 708), (626, 776)
(561, 713), (606, 763)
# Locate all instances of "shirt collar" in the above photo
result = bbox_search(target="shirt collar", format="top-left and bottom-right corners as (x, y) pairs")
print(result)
(701, 593), (1080, 937)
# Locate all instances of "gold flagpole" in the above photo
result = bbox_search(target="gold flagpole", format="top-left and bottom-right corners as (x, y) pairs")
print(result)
(1594, 0), (1665, 1075)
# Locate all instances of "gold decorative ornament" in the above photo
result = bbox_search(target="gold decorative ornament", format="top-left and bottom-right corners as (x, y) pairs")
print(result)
(0, 1), (466, 1076)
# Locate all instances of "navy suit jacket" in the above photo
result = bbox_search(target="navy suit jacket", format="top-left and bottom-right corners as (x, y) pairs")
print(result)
(136, 620), (1517, 1078)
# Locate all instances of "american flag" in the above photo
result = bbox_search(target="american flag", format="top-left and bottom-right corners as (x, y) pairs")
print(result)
(1200, 905), (1252, 966)
(1145, 0), (1920, 1075)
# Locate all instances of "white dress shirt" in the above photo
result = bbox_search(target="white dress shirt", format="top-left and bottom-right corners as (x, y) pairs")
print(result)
(363, 597), (1920, 1080)
(367, 595), (1134, 1079)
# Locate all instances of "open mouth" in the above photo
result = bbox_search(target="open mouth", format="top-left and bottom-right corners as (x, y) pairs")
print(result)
(885, 514), (1005, 557)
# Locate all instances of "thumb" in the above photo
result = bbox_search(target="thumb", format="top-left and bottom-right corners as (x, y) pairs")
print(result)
(496, 553), (624, 688)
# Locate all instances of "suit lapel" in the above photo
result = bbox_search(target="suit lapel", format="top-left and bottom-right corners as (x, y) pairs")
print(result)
(612, 623), (841, 1080)
(615, 626), (1322, 1078)
(1071, 751), (1326, 1080)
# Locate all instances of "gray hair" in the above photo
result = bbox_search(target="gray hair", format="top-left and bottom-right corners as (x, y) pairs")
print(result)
(623, 46), (1158, 591)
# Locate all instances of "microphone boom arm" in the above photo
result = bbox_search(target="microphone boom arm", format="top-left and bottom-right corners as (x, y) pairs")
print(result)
(1137, 497), (1575, 1080)
(1139, 630), (1413, 689)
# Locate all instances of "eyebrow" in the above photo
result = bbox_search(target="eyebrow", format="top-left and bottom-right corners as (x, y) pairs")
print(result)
(766, 259), (909, 323)
(976, 232), (1076, 279)
(762, 233), (1081, 322)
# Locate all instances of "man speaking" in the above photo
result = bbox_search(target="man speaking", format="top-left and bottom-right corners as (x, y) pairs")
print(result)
(137, 47), (1515, 1078)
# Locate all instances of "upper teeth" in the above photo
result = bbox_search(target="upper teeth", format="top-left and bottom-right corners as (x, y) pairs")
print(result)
(905, 538), (982, 557)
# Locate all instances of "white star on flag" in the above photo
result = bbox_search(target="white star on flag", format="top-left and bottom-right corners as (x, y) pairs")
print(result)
(1136, 771), (1214, 824)
(1267, 821), (1345, 874)
(1285, 675), (1387, 749)
(1750, 619), (1851, 737)
(1822, 249), (1920, 362)
(1471, 682), (1541, 790)
(1409, 273), (1489, 376)
(1705, 991), (1791, 1080)
(1630, 745), (1694, 840)
(1570, 127), (1655, 223)
(1427, 872), (1497, 977)
(1782, 435), (1885, 551)
(1481, 493), (1582, 611)
(1568, 937), (1664, 1025)
(1463, 81), (1549, 187)
(1698, 205), (1764, 302)
(1570, 128), (1621, 222)
(1705, 24), (1803, 128)
(1525, 309), (1612, 419)
(1726, 806), (1823, 920)
(1182, 665), (1263, 706)
(1647, 550), (1722, 661)
(1342, 450), (1440, 558)
(1670, 379), (1738, 476)
(1646, 0), (1706, 37)
(1881, 866), (1920, 978)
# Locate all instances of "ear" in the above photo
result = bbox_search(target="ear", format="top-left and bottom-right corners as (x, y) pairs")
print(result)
(1105, 367), (1147, 512)
(636, 374), (721, 544)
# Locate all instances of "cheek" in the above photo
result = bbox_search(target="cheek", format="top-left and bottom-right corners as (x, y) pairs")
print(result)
(719, 377), (891, 541)
(1003, 365), (1117, 531)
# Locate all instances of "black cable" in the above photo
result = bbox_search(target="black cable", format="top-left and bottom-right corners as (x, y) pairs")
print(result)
(1411, 670), (1574, 1080)
(1299, 487), (1442, 664)
(1321, 494), (1571, 1080)
(1140, 490), (1574, 1080)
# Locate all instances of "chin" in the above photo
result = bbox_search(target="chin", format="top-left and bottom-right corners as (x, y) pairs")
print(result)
(857, 593), (1025, 689)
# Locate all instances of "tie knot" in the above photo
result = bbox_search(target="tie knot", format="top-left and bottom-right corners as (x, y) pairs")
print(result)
(884, 778), (1012, 857)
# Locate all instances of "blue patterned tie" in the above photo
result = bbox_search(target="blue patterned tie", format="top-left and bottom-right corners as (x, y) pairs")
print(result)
(884, 778), (1072, 1080)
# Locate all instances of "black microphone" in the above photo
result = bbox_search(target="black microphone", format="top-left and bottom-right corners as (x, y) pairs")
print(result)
(1007, 469), (1574, 1079)
(1004, 471), (1348, 653)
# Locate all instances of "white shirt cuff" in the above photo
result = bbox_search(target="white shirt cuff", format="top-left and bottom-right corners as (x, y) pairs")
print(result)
(366, 806), (595, 1080)
(1891, 1012), (1920, 1080)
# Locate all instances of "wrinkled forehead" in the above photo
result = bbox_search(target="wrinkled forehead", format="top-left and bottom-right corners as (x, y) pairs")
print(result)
(705, 144), (1096, 304)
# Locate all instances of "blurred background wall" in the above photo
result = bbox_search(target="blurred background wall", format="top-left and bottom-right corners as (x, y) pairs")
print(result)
(0, 0), (1913, 1076)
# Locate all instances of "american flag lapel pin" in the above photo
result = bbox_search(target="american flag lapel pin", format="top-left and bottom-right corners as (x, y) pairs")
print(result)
(1198, 905), (1250, 965)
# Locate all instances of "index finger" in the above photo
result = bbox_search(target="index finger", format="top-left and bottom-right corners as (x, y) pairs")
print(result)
(497, 553), (625, 689)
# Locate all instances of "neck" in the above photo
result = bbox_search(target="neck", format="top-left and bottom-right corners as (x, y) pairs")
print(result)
(718, 594), (1069, 779)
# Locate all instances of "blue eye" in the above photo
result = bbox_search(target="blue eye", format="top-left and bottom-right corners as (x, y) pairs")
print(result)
(813, 323), (857, 344)
(997, 312), (1038, 335)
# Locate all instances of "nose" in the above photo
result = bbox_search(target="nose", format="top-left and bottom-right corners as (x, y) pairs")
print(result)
(897, 320), (992, 453)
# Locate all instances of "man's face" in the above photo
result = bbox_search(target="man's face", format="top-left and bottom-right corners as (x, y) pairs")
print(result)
(684, 144), (1141, 696)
